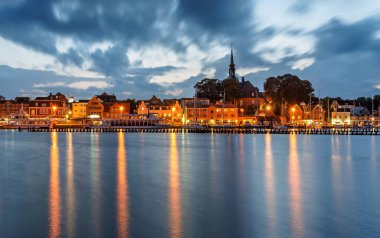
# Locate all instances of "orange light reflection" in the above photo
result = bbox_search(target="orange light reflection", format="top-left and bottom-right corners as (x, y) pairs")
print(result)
(49, 132), (61, 238)
(264, 134), (276, 237)
(66, 133), (75, 238)
(288, 134), (304, 237)
(117, 132), (129, 238)
(169, 133), (182, 238)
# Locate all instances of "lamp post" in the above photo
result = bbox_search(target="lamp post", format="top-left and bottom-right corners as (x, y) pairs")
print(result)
(52, 106), (57, 120)
(292, 107), (295, 124)
(172, 107), (176, 126)
(265, 105), (271, 125)
(119, 106), (124, 119)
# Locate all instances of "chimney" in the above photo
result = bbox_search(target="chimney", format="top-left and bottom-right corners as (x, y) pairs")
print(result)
(242, 76), (245, 84)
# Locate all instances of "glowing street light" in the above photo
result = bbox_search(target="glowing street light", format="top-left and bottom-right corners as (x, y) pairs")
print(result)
(52, 106), (57, 119)
(119, 106), (124, 118)
(172, 107), (176, 125)
(292, 107), (295, 123)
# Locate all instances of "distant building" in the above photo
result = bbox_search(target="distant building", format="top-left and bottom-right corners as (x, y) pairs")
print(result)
(227, 48), (264, 116)
(0, 97), (30, 119)
(288, 104), (304, 123)
(330, 100), (373, 126)
(86, 93), (130, 119)
(137, 96), (183, 125)
(103, 101), (130, 119)
(185, 103), (238, 125)
(29, 93), (67, 119)
(288, 103), (325, 125)
(71, 100), (89, 119)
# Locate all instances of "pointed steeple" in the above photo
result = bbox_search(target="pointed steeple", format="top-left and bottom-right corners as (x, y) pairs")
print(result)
(229, 46), (236, 78)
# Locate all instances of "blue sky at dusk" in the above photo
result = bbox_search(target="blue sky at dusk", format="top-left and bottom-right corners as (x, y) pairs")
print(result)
(0, 0), (380, 100)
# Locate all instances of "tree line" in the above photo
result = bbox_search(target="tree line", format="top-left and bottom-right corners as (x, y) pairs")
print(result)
(194, 73), (380, 116)
(194, 77), (241, 103)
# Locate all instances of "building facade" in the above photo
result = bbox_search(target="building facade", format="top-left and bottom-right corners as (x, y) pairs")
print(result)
(0, 97), (30, 119)
(28, 93), (67, 119)
(186, 104), (238, 125)
(71, 100), (88, 118)
(137, 99), (182, 125)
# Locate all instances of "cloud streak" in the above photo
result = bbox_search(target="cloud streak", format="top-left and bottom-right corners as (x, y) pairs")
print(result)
(0, 0), (379, 99)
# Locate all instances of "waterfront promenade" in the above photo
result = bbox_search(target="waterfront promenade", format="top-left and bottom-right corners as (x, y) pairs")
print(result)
(10, 126), (380, 135)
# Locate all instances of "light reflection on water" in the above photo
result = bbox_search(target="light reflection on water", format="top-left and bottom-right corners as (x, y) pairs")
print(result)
(117, 132), (129, 238)
(91, 133), (102, 237)
(66, 133), (75, 238)
(0, 132), (379, 238)
(264, 134), (276, 238)
(49, 132), (61, 238)
(169, 133), (182, 238)
(288, 134), (304, 238)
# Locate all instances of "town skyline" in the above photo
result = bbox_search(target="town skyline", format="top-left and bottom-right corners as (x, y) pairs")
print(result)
(1, 0), (380, 100)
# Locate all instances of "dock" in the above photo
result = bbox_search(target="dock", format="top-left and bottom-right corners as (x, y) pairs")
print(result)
(8, 127), (380, 135)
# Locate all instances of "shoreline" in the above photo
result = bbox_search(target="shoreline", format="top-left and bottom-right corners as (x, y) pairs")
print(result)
(1, 126), (379, 135)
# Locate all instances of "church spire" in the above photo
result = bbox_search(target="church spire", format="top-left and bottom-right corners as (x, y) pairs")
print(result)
(229, 47), (236, 78)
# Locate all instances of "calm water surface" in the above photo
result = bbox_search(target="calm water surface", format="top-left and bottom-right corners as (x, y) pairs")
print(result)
(0, 131), (379, 238)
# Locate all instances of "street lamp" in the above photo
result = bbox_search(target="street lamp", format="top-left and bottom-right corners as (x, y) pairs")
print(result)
(52, 106), (57, 118)
(264, 105), (271, 125)
(292, 107), (295, 123)
(172, 107), (175, 126)
(119, 106), (124, 118)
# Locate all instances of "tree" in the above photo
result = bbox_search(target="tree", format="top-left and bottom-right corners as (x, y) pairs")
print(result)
(125, 99), (138, 114)
(194, 78), (222, 103)
(221, 77), (241, 103)
(246, 104), (258, 116)
(263, 74), (314, 114)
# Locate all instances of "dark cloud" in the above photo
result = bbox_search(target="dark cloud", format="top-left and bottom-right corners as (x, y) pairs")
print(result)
(0, 0), (379, 100)
(296, 17), (380, 97)
(177, 0), (253, 35)
(315, 17), (380, 56)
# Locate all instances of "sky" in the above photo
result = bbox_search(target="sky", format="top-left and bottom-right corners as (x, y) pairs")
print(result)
(0, 0), (380, 100)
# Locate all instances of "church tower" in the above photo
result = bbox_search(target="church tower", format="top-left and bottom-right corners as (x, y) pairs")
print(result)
(228, 47), (236, 78)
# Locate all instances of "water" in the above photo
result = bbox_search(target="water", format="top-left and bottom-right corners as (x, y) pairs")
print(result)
(0, 131), (379, 238)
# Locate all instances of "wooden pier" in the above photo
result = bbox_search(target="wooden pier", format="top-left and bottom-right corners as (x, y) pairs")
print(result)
(10, 127), (380, 135)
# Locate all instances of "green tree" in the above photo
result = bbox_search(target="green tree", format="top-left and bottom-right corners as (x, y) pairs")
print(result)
(264, 74), (314, 114)
(125, 99), (138, 113)
(194, 78), (222, 103)
(246, 104), (258, 116)
(221, 77), (241, 103)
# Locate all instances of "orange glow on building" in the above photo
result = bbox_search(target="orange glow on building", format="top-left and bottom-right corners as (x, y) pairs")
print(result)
(49, 132), (61, 238)
(169, 133), (182, 238)
(117, 132), (129, 238)
(288, 134), (304, 237)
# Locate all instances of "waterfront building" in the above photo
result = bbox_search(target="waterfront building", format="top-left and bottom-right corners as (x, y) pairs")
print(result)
(185, 103), (238, 125)
(0, 97), (30, 119)
(330, 100), (373, 126)
(288, 103), (325, 125)
(29, 93), (67, 119)
(86, 93), (130, 119)
(71, 100), (89, 119)
(86, 96), (104, 118)
(227, 48), (265, 118)
(288, 104), (304, 124)
(137, 96), (182, 126)
(103, 101), (131, 119)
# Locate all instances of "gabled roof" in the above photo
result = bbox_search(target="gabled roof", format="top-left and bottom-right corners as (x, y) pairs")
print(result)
(240, 77), (259, 98)
(96, 92), (116, 102)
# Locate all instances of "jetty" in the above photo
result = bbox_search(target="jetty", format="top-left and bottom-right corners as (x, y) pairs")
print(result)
(8, 126), (380, 135)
